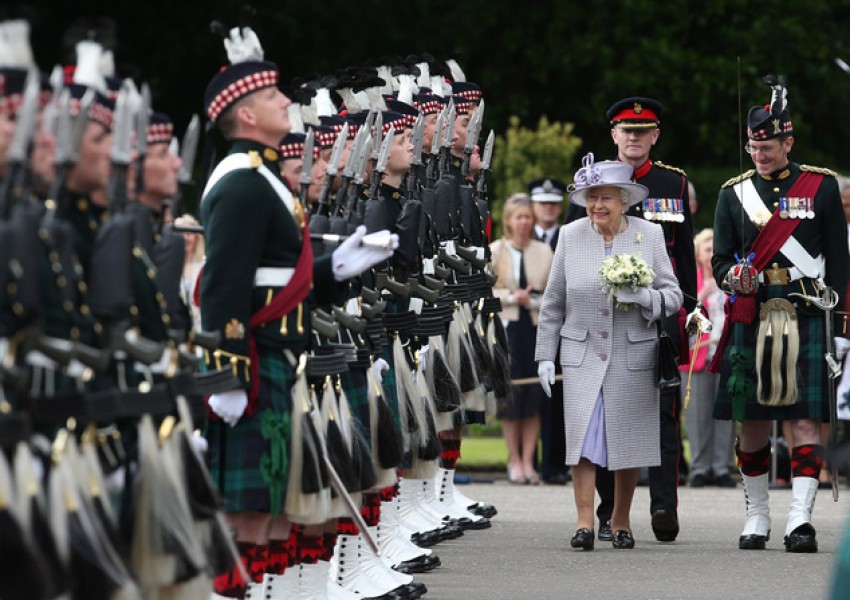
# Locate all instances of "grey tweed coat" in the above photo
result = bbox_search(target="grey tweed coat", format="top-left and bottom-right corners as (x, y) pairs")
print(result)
(534, 217), (683, 470)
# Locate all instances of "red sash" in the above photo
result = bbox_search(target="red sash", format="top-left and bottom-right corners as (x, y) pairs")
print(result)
(708, 171), (823, 373)
(243, 226), (314, 412)
(203, 227), (314, 418)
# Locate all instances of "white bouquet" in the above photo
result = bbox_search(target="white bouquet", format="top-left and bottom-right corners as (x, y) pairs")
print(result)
(598, 253), (655, 310)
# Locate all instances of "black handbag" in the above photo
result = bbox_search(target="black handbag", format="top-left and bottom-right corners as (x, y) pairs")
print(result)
(656, 294), (682, 389)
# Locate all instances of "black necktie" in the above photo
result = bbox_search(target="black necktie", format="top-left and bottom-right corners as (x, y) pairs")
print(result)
(518, 251), (527, 289)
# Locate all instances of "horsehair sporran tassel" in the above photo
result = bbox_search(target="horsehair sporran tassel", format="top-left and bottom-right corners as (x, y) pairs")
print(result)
(392, 335), (415, 452)
(366, 367), (400, 487)
(755, 299), (798, 406)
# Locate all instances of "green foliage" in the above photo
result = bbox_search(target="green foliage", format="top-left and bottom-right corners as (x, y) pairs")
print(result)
(489, 115), (582, 238)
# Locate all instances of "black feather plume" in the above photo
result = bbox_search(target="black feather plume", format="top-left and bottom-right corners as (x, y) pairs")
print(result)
(376, 395), (403, 469)
(432, 350), (462, 412)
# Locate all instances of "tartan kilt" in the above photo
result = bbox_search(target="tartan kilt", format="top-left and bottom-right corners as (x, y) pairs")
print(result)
(379, 346), (403, 438)
(340, 368), (371, 444)
(714, 305), (830, 422)
(206, 349), (294, 513)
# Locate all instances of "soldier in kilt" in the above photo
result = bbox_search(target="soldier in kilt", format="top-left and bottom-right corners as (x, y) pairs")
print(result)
(711, 76), (850, 553)
(200, 27), (395, 599)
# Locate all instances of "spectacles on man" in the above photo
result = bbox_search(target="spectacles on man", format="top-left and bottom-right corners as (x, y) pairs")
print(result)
(744, 141), (782, 156)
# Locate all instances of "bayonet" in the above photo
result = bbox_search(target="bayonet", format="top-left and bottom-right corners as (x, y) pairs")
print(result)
(439, 99), (456, 175)
(441, 99), (456, 150)
(107, 82), (135, 212)
(461, 100), (483, 177)
(170, 114), (200, 220)
(463, 100), (483, 157)
(178, 114), (200, 185)
(353, 127), (374, 187)
(133, 83), (151, 198)
(66, 88), (94, 165)
(370, 112), (383, 163)
(0, 68), (40, 214)
(327, 123), (349, 179)
(316, 122), (349, 208)
(481, 129), (495, 172)
(426, 110), (445, 182)
(336, 123), (368, 206)
(6, 69), (40, 164)
(298, 129), (315, 205)
(476, 129), (496, 198)
(410, 113), (425, 167)
(39, 66), (64, 137)
(369, 128), (394, 200)
(109, 83), (134, 166)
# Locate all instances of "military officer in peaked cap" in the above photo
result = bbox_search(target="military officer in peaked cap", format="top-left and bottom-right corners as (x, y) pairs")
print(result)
(565, 96), (697, 543)
(712, 77), (850, 553)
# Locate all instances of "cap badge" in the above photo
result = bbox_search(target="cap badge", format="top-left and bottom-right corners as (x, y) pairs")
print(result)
(772, 119), (782, 134)
(225, 318), (246, 340)
(248, 150), (262, 169)
(633, 103), (643, 114)
(543, 179), (553, 192)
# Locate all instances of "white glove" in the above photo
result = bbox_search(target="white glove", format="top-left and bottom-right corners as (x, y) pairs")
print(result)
(538, 360), (556, 398)
(224, 26), (264, 63)
(418, 344), (430, 372)
(371, 357), (389, 384)
(208, 390), (248, 426)
(332, 226), (398, 281)
(836, 337), (850, 361)
(192, 433), (209, 454)
(614, 287), (652, 308)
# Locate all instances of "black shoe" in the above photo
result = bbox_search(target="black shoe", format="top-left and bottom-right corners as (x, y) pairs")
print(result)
(739, 531), (770, 550)
(651, 509), (679, 542)
(784, 523), (818, 553)
(612, 530), (635, 549)
(393, 554), (441, 573)
(468, 502), (497, 519)
(543, 472), (570, 485)
(598, 520), (613, 541)
(714, 474), (738, 488)
(689, 473), (712, 488)
(570, 528), (594, 551)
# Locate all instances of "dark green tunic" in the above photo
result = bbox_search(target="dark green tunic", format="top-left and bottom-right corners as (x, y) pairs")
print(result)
(712, 162), (850, 421)
(200, 139), (343, 513)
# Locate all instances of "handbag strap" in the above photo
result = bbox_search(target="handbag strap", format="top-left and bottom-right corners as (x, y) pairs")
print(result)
(657, 294), (666, 338)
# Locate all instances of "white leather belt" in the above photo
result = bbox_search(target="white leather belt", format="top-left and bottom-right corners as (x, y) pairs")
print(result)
(254, 267), (294, 287)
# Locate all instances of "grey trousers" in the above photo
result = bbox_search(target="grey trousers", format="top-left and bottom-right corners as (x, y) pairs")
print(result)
(683, 371), (734, 477)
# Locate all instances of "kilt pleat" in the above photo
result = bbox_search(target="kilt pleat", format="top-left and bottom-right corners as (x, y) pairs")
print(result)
(206, 350), (294, 513)
(714, 310), (830, 421)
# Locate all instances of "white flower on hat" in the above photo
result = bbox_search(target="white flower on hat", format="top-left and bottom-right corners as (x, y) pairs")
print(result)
(223, 26), (264, 64)
(73, 40), (107, 93)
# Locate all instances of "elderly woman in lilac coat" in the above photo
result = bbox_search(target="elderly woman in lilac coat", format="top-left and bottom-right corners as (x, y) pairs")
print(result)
(535, 154), (682, 550)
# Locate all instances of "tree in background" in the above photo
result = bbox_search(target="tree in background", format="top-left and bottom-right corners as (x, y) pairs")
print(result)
(489, 115), (582, 238)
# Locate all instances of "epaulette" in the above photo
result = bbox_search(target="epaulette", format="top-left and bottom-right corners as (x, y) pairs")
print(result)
(801, 164), (838, 177)
(721, 169), (755, 188)
(654, 161), (687, 178)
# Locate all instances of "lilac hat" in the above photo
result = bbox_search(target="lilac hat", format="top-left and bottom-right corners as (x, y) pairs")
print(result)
(568, 153), (648, 208)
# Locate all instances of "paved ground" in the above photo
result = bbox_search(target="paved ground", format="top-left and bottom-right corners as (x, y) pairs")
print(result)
(412, 476), (849, 600)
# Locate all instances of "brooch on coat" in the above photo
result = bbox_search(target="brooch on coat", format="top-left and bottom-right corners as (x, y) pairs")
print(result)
(635, 232), (643, 244)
